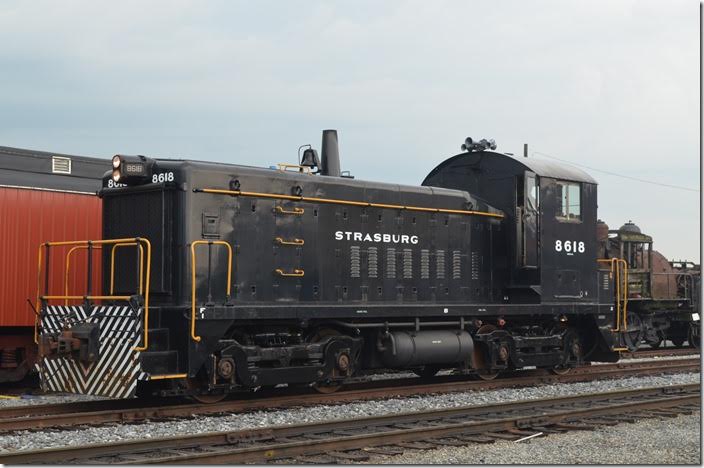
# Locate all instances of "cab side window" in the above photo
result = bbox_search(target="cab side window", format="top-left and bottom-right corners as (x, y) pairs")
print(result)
(526, 174), (539, 211)
(556, 181), (581, 221)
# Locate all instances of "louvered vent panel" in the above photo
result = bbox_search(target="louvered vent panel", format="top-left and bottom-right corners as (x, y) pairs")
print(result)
(350, 246), (361, 278)
(452, 250), (462, 279)
(368, 247), (378, 278)
(403, 249), (413, 279)
(386, 248), (396, 279)
(52, 156), (71, 174)
(436, 249), (445, 279)
(420, 249), (430, 279)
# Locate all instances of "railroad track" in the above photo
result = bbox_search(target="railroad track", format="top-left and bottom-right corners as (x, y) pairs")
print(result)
(0, 383), (699, 464)
(620, 347), (699, 359)
(0, 357), (698, 433)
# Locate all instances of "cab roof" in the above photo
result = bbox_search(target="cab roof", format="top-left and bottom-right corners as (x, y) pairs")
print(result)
(427, 151), (597, 185)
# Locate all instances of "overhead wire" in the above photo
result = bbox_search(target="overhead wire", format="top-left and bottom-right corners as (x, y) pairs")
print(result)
(531, 150), (700, 193)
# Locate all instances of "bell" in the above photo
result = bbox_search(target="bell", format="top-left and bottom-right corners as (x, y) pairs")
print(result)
(300, 148), (320, 168)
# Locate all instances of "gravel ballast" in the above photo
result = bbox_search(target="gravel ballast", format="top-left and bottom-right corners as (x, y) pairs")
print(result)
(0, 392), (106, 408)
(361, 412), (701, 465)
(0, 371), (699, 454)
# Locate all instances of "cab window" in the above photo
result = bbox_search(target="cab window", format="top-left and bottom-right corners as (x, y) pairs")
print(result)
(526, 174), (539, 211)
(556, 181), (581, 221)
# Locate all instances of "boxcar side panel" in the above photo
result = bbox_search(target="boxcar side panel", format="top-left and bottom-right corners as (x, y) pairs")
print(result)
(0, 187), (102, 327)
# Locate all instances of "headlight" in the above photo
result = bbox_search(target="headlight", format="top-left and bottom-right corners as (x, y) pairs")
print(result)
(108, 155), (156, 185)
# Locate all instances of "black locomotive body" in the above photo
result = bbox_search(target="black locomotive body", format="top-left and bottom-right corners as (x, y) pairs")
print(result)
(37, 132), (629, 400)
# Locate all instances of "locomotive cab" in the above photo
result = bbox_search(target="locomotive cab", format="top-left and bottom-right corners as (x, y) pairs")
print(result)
(423, 150), (599, 305)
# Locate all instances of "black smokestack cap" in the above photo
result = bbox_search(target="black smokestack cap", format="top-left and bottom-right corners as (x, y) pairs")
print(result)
(321, 129), (341, 177)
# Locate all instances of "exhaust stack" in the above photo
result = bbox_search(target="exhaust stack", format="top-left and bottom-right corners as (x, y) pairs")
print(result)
(320, 129), (341, 177)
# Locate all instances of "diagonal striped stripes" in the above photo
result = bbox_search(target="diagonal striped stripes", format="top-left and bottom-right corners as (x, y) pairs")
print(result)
(39, 305), (148, 399)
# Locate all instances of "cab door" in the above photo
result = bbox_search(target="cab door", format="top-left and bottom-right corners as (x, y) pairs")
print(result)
(517, 171), (539, 268)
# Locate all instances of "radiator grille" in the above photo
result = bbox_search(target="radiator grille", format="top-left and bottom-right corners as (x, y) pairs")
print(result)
(103, 189), (174, 294)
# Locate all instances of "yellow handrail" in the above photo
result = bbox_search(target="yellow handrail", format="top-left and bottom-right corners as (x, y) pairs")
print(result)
(35, 237), (152, 351)
(64, 245), (103, 305)
(196, 188), (505, 219)
(110, 243), (144, 295)
(34, 246), (43, 344)
(598, 258), (628, 333)
(620, 258), (628, 331)
(190, 240), (233, 343)
(275, 237), (305, 246)
(275, 205), (305, 215)
(275, 268), (305, 277)
(148, 373), (188, 381)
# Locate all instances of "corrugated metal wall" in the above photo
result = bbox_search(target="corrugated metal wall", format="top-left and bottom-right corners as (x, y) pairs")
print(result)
(0, 187), (102, 327)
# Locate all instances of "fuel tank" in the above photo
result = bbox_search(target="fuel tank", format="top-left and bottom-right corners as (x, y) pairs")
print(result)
(379, 330), (474, 368)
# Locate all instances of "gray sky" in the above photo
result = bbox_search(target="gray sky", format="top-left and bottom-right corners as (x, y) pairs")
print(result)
(0, 0), (700, 260)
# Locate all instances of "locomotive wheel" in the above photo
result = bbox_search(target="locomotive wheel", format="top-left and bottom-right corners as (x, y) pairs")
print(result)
(646, 337), (662, 349)
(671, 337), (686, 347)
(182, 377), (228, 404)
(309, 328), (346, 394)
(476, 369), (500, 380)
(413, 366), (442, 379)
(549, 327), (581, 375)
(473, 325), (500, 381)
(643, 327), (663, 349)
(550, 366), (571, 375)
(623, 312), (643, 352)
(688, 323), (700, 349)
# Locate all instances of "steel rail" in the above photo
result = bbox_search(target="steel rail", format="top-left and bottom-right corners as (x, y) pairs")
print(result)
(620, 347), (699, 359)
(0, 358), (698, 433)
(0, 383), (698, 464)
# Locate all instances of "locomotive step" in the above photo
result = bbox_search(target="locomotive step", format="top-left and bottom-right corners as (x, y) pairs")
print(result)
(140, 350), (179, 375)
(146, 328), (171, 352)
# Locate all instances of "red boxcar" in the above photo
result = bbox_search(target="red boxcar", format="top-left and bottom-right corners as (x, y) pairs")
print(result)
(0, 146), (106, 382)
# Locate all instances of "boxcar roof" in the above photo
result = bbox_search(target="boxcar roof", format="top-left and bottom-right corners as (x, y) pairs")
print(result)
(0, 146), (108, 193)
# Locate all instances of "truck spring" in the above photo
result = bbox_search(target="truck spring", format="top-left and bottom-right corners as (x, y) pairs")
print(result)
(0, 348), (18, 368)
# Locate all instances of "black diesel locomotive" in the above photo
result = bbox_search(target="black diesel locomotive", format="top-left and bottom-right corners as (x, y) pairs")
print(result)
(37, 131), (648, 400)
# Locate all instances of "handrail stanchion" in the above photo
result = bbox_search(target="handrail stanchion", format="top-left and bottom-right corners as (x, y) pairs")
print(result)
(598, 258), (629, 333)
(110, 243), (144, 295)
(132, 237), (151, 352)
(34, 244), (43, 344)
(191, 240), (233, 343)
